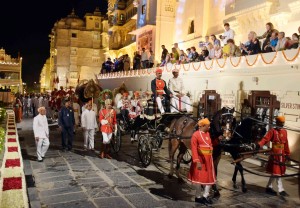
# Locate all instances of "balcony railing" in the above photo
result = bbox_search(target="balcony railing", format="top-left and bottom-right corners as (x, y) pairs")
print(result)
(98, 49), (300, 79)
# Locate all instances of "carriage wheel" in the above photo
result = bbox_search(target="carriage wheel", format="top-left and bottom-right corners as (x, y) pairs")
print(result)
(138, 135), (152, 167)
(111, 125), (122, 153)
(182, 149), (192, 164)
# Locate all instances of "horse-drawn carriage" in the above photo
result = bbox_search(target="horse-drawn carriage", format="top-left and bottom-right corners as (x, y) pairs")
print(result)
(75, 79), (122, 153)
(113, 85), (194, 167)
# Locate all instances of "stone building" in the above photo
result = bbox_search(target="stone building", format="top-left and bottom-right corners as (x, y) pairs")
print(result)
(0, 48), (23, 93)
(46, 8), (106, 90)
(40, 58), (50, 92)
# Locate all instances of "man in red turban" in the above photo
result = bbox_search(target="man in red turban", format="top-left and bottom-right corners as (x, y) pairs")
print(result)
(257, 116), (290, 197)
(151, 68), (172, 114)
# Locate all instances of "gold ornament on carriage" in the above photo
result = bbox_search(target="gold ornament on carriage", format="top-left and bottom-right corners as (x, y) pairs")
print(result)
(84, 79), (101, 99)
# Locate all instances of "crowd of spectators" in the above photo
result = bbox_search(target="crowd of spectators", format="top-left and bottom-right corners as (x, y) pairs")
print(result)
(100, 23), (300, 73)
(160, 23), (299, 67)
(100, 48), (155, 74)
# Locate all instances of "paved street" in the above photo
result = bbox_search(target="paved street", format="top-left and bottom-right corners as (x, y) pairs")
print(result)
(17, 117), (299, 208)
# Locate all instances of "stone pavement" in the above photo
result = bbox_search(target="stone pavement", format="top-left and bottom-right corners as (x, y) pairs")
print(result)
(17, 117), (300, 208)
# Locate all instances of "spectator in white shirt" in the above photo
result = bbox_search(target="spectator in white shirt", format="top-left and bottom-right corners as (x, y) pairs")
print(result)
(220, 23), (235, 46)
(275, 32), (287, 51)
(81, 104), (98, 150)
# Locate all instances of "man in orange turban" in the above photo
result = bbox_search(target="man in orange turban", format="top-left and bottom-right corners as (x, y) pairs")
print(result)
(257, 115), (290, 197)
(151, 68), (173, 114)
(188, 118), (216, 204)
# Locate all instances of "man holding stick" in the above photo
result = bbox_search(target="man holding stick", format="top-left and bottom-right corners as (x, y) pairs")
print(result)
(256, 116), (290, 197)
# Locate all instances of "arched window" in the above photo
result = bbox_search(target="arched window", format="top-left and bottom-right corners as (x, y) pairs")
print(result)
(188, 20), (194, 34)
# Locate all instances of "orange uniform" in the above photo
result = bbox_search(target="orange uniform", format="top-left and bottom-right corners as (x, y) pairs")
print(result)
(99, 109), (117, 133)
(258, 128), (290, 176)
(188, 131), (216, 185)
(156, 79), (165, 95)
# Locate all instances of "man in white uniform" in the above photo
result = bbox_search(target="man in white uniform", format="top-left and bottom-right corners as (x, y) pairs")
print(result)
(168, 68), (192, 113)
(81, 104), (98, 150)
(33, 107), (49, 162)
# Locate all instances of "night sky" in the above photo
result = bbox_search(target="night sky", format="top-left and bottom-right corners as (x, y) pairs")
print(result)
(0, 0), (107, 87)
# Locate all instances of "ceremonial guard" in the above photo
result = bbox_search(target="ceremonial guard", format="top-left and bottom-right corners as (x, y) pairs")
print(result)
(51, 88), (58, 97)
(54, 94), (63, 112)
(56, 86), (66, 97)
(188, 118), (216, 205)
(58, 98), (75, 151)
(117, 92), (132, 127)
(81, 104), (98, 150)
(168, 68), (192, 113)
(55, 87), (66, 111)
(33, 107), (49, 162)
(257, 116), (290, 196)
(151, 68), (173, 114)
(99, 99), (117, 159)
(66, 86), (75, 97)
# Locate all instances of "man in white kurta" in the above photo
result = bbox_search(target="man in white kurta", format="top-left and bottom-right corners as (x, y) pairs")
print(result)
(82, 100), (98, 117)
(33, 107), (49, 162)
(81, 104), (98, 150)
(168, 69), (192, 113)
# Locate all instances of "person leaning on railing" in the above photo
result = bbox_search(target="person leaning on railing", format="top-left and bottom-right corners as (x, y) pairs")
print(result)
(240, 31), (261, 55)
(223, 39), (241, 58)
(257, 22), (278, 53)
(189, 46), (200, 62)
(263, 31), (278, 53)
(284, 33), (299, 49)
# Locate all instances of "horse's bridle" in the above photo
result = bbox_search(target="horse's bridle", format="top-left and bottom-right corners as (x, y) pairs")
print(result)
(220, 111), (235, 140)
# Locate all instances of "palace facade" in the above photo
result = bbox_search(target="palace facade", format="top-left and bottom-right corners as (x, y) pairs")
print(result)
(0, 48), (23, 93)
(41, 8), (107, 90)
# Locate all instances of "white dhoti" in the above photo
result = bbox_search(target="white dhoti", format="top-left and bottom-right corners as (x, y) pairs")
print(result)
(84, 129), (95, 149)
(102, 132), (113, 144)
(156, 96), (165, 114)
(36, 138), (50, 160)
(171, 95), (192, 112)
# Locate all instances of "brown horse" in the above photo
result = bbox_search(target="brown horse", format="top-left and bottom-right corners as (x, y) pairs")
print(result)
(167, 116), (198, 182)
